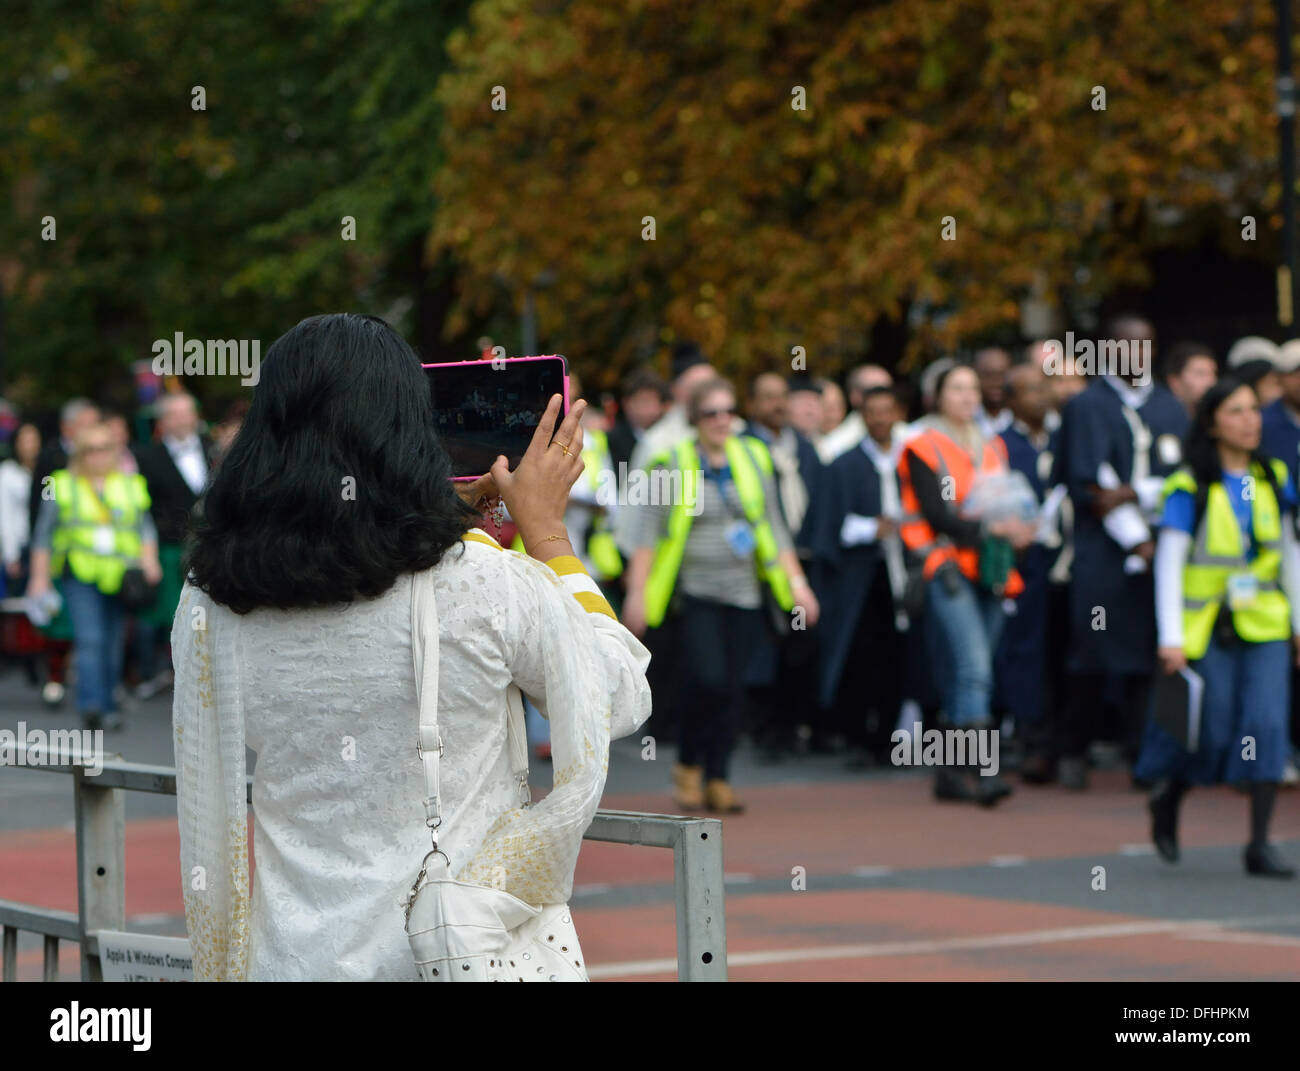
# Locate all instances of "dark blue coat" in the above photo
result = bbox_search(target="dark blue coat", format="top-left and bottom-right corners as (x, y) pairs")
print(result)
(994, 424), (1058, 723)
(1053, 380), (1189, 675)
(806, 444), (884, 709)
(1261, 399), (1300, 488)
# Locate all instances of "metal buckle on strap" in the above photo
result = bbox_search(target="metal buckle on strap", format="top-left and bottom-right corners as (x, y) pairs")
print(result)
(416, 728), (443, 759)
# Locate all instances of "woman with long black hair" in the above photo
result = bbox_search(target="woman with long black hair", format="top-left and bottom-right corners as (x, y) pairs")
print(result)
(1138, 377), (1300, 877)
(172, 313), (651, 979)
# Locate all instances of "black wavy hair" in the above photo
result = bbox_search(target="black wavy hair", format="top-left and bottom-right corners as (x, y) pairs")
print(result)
(185, 313), (478, 613)
(1184, 375), (1278, 500)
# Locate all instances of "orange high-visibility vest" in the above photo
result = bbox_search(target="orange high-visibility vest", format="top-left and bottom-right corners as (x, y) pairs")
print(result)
(897, 427), (1024, 598)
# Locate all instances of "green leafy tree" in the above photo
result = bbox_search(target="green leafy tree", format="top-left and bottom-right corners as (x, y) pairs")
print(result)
(0, 0), (472, 410)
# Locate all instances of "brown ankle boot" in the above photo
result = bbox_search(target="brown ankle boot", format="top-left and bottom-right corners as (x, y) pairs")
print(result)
(705, 778), (746, 814)
(672, 763), (705, 809)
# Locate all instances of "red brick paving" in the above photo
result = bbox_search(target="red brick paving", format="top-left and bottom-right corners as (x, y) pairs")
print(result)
(3, 771), (1299, 981)
(575, 891), (1300, 981)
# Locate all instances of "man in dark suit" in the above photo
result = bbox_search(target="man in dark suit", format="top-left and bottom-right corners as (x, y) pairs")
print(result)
(134, 392), (211, 545)
(808, 385), (908, 762)
(132, 392), (214, 692)
(606, 367), (669, 490)
(994, 362), (1064, 783)
(1052, 315), (1190, 788)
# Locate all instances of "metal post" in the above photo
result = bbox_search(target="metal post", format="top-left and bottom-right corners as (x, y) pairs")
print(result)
(2, 926), (15, 982)
(74, 768), (125, 981)
(1278, 0), (1297, 327)
(673, 818), (726, 981)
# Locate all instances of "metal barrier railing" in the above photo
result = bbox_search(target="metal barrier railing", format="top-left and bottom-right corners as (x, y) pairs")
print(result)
(0, 744), (726, 981)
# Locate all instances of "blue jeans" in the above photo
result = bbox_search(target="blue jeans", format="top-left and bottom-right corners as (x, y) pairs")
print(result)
(62, 576), (126, 714)
(925, 569), (1007, 726)
(1135, 637), (1290, 785)
(524, 694), (549, 747)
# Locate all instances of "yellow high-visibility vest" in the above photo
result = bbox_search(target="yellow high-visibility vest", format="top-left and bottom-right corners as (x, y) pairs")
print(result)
(49, 469), (150, 596)
(505, 428), (623, 580)
(643, 434), (793, 628)
(581, 428), (623, 580)
(1164, 459), (1291, 660)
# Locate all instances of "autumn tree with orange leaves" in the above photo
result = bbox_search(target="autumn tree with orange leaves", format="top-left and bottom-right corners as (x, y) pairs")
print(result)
(433, 0), (1280, 386)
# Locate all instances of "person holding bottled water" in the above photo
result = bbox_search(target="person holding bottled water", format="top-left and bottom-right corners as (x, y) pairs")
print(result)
(897, 362), (1036, 806)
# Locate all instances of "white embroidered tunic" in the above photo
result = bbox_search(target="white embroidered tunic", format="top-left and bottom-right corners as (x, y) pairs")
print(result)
(172, 530), (651, 981)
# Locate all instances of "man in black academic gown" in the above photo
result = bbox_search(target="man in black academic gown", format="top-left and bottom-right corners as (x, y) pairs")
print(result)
(1053, 314), (1190, 789)
(132, 393), (215, 692)
(993, 363), (1065, 782)
(809, 386), (908, 763)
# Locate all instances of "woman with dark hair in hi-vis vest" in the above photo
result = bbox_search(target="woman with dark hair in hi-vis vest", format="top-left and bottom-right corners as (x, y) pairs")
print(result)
(1138, 378), (1300, 878)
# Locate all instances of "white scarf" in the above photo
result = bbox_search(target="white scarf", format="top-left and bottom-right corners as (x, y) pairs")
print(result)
(767, 428), (810, 536)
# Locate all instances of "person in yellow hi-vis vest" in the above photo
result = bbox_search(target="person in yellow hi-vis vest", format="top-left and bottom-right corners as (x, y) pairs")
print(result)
(622, 376), (819, 813)
(574, 425), (623, 583)
(1137, 379), (1300, 878)
(27, 422), (161, 731)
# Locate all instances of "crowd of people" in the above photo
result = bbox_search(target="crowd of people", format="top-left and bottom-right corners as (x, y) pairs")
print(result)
(0, 391), (244, 728)
(565, 321), (1300, 876)
(4, 315), (1300, 877)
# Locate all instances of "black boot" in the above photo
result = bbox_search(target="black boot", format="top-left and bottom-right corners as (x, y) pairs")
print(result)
(1019, 752), (1055, 785)
(1148, 778), (1187, 863)
(933, 765), (977, 802)
(974, 768), (1014, 807)
(931, 717), (975, 802)
(1244, 843), (1295, 877)
(969, 719), (1013, 807)
(1245, 783), (1295, 878)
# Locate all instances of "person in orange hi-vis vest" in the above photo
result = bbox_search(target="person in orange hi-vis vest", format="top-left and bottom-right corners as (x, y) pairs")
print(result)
(898, 362), (1037, 806)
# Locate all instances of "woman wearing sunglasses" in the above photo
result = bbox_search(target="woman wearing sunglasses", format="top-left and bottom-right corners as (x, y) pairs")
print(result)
(27, 422), (162, 730)
(623, 377), (819, 813)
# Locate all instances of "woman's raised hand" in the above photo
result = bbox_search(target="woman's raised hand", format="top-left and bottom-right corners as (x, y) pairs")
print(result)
(491, 394), (586, 551)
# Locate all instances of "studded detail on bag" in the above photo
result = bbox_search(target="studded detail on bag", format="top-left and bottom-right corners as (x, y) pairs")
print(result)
(403, 569), (589, 982)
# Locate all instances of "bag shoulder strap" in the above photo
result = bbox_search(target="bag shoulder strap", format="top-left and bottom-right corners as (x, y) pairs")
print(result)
(409, 568), (531, 863)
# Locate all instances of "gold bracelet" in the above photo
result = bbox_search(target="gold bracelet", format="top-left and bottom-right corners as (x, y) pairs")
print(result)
(526, 533), (571, 555)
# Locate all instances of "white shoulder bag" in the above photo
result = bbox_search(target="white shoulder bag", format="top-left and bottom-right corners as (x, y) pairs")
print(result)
(400, 569), (589, 982)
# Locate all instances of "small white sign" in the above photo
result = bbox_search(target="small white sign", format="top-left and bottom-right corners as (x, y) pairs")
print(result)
(97, 931), (193, 982)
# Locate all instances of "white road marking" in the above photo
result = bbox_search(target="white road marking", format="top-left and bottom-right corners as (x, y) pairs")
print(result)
(852, 866), (894, 878)
(584, 913), (1300, 979)
(989, 855), (1028, 867)
(1119, 844), (1155, 856)
(1177, 930), (1300, 949)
